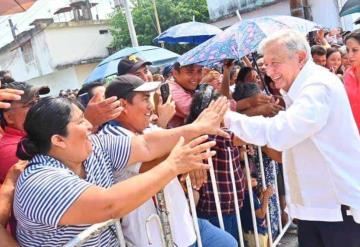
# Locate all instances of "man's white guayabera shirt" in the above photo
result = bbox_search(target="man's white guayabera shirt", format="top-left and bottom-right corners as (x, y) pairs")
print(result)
(225, 60), (360, 222)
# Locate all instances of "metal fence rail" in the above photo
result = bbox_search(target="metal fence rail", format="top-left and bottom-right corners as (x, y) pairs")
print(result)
(65, 146), (292, 247)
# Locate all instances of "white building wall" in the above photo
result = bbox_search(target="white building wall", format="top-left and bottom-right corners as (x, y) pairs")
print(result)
(31, 31), (53, 76)
(28, 63), (98, 95)
(210, 1), (291, 28)
(0, 49), (31, 82)
(74, 63), (98, 84)
(209, 0), (358, 31)
(0, 21), (111, 93)
(44, 22), (112, 68)
(309, 0), (341, 28)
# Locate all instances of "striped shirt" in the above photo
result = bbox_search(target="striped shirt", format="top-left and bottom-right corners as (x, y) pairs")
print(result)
(101, 122), (196, 247)
(14, 134), (131, 247)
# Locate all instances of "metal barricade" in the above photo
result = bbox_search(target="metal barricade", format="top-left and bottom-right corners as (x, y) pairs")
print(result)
(64, 219), (126, 247)
(65, 145), (293, 247)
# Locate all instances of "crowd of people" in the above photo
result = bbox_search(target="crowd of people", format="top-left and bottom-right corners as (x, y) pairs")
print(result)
(0, 26), (359, 247)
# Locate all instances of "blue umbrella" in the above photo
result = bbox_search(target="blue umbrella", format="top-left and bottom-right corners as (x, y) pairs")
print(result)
(177, 15), (320, 66)
(339, 0), (360, 17)
(84, 46), (179, 84)
(153, 21), (223, 44)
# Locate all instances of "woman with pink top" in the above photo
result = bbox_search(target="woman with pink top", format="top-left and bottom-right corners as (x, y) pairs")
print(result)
(344, 29), (360, 131)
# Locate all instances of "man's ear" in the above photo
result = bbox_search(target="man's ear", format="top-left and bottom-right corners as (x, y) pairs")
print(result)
(3, 111), (14, 125)
(119, 98), (128, 114)
(51, 134), (67, 149)
(297, 50), (307, 65)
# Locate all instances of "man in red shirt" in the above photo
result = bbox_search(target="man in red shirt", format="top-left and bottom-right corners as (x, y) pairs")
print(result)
(0, 81), (49, 184)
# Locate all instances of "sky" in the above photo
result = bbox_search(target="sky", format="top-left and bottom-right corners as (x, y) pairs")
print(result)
(0, 0), (115, 48)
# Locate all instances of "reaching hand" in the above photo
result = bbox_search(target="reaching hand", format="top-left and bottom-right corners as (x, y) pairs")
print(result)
(180, 168), (208, 190)
(84, 92), (124, 127)
(192, 96), (230, 138)
(223, 59), (235, 71)
(3, 160), (27, 187)
(255, 101), (284, 117)
(262, 186), (274, 199)
(249, 94), (272, 107)
(0, 88), (24, 109)
(156, 94), (176, 128)
(164, 135), (216, 175)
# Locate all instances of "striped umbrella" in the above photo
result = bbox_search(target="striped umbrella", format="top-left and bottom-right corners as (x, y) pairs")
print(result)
(178, 15), (320, 67)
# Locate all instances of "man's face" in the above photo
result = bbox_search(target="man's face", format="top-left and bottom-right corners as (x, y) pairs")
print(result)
(263, 42), (306, 92)
(312, 54), (326, 67)
(172, 64), (203, 91)
(122, 92), (153, 133)
(132, 65), (151, 82)
(3, 97), (38, 131)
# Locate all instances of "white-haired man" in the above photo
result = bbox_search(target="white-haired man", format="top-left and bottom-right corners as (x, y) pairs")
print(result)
(224, 30), (360, 246)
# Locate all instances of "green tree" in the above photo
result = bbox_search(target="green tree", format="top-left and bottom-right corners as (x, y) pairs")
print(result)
(108, 0), (209, 54)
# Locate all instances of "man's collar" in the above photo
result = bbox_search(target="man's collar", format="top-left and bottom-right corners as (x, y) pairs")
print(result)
(107, 120), (142, 135)
(286, 59), (315, 102)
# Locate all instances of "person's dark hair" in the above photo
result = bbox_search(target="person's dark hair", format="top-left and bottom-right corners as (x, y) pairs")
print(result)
(0, 70), (9, 77)
(311, 45), (326, 56)
(16, 97), (79, 160)
(344, 28), (360, 44)
(236, 67), (255, 84)
(77, 81), (104, 106)
(185, 84), (220, 124)
(326, 47), (340, 59)
(232, 82), (260, 101)
(0, 70), (14, 84)
(77, 81), (104, 98)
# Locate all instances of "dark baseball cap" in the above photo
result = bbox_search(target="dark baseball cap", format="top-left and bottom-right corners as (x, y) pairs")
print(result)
(0, 81), (50, 125)
(117, 55), (152, 76)
(1, 81), (50, 104)
(106, 75), (161, 100)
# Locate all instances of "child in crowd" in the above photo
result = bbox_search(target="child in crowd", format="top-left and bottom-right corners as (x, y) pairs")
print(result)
(241, 174), (273, 247)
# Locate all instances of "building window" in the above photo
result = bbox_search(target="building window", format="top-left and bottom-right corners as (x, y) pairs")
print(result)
(21, 41), (35, 64)
(99, 29), (109, 34)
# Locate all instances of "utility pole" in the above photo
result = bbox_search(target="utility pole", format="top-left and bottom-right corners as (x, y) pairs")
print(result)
(8, 19), (17, 41)
(152, 0), (161, 34)
(123, 0), (139, 47)
(152, 0), (164, 47)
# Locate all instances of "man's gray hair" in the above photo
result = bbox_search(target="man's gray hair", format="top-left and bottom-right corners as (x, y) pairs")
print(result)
(258, 30), (311, 61)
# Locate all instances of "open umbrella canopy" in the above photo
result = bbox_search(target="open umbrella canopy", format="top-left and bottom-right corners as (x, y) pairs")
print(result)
(84, 46), (179, 84)
(339, 0), (360, 17)
(0, 0), (37, 15)
(178, 15), (320, 66)
(153, 21), (223, 44)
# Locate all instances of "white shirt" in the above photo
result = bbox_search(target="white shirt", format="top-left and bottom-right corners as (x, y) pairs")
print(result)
(224, 60), (360, 222)
(100, 123), (196, 246)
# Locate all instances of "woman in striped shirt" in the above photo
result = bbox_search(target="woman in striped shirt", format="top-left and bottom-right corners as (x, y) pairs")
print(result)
(13, 96), (228, 246)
